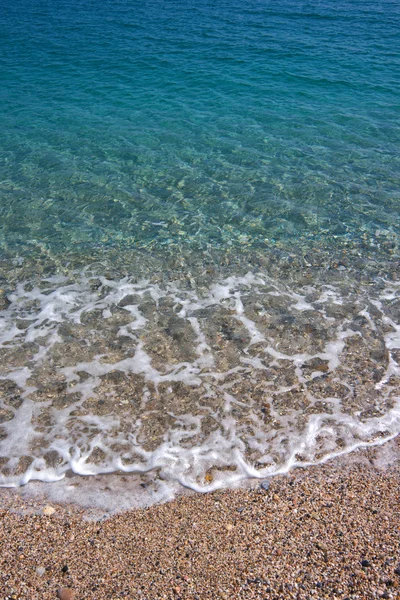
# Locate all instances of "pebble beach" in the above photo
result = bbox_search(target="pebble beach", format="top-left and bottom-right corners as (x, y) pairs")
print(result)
(1, 439), (399, 600)
(1, 2), (400, 599)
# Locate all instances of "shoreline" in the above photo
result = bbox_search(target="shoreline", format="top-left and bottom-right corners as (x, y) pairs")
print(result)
(1, 438), (399, 599)
(2, 260), (400, 499)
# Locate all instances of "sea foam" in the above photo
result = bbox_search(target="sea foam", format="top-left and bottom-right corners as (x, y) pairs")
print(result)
(0, 268), (399, 510)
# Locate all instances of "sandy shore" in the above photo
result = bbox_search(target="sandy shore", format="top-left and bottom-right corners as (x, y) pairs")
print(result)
(1, 441), (400, 600)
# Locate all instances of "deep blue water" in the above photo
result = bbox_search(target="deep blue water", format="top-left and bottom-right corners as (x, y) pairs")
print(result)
(0, 0), (399, 259)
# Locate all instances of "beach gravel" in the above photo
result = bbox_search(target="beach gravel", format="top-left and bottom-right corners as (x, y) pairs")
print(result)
(0, 442), (399, 599)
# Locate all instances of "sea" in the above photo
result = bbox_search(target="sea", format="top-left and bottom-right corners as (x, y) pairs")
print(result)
(0, 0), (400, 513)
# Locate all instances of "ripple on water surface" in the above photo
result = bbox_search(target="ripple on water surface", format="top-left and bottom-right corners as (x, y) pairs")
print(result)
(1, 254), (400, 508)
(0, 0), (399, 508)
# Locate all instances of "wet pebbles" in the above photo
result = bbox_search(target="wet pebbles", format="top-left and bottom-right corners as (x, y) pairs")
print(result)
(0, 440), (399, 599)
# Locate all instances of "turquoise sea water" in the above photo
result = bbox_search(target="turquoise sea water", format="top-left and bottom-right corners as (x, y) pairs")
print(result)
(0, 0), (400, 509)
(1, 0), (399, 258)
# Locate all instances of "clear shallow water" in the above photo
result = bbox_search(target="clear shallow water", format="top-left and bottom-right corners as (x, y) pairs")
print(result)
(0, 0), (400, 508)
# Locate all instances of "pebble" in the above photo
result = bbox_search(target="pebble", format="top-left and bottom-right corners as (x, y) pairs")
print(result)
(361, 559), (371, 568)
(35, 566), (46, 576)
(42, 505), (56, 516)
(0, 289), (10, 309)
(260, 480), (270, 491)
(57, 588), (74, 600)
(316, 542), (328, 552)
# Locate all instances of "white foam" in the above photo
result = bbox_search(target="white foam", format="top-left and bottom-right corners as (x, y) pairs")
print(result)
(0, 270), (399, 512)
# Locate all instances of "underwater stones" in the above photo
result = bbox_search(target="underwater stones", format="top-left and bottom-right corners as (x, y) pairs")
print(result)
(0, 289), (11, 310)
(164, 315), (190, 342)
(302, 357), (330, 375)
(1, 259), (400, 498)
(0, 408), (14, 423)
(118, 294), (138, 308)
